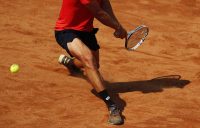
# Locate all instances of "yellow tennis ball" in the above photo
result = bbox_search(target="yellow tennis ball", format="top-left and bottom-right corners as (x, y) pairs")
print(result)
(10, 64), (20, 73)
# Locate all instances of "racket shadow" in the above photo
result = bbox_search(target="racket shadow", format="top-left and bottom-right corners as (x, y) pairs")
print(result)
(91, 75), (190, 123)
(105, 75), (190, 94)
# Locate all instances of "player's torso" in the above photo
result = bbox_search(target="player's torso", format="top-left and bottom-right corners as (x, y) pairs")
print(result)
(55, 0), (101, 31)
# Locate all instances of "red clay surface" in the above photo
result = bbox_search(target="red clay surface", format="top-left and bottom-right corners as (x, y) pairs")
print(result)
(0, 0), (200, 127)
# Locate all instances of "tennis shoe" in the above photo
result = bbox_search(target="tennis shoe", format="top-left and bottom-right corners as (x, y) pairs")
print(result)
(58, 54), (82, 75)
(108, 105), (123, 125)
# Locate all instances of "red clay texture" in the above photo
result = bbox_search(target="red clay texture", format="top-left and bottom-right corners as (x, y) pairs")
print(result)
(0, 0), (200, 128)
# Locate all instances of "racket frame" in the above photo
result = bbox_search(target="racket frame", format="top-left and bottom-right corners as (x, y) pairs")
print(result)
(125, 25), (149, 51)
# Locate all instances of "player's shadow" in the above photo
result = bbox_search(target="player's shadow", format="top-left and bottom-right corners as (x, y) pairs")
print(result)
(91, 75), (190, 124)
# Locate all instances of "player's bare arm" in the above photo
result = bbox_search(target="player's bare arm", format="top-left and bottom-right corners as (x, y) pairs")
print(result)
(101, 0), (127, 38)
(101, 0), (119, 25)
(84, 0), (126, 39)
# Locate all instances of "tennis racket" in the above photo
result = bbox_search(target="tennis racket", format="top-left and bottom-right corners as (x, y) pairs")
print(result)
(125, 25), (149, 51)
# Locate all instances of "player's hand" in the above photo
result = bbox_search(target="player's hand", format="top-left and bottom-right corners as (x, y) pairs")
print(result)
(114, 26), (127, 39)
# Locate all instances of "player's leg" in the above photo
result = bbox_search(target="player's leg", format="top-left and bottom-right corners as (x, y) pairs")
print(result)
(73, 58), (84, 69)
(55, 30), (123, 125)
(56, 30), (84, 74)
(60, 49), (99, 70)
(67, 39), (123, 125)
(92, 50), (100, 69)
(57, 29), (100, 71)
(67, 38), (105, 92)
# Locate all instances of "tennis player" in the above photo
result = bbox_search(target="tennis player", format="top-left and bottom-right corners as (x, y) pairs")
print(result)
(55, 0), (127, 125)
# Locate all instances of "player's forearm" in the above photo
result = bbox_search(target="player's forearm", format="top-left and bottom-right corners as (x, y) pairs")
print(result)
(101, 0), (119, 23)
(94, 10), (120, 30)
(84, 0), (120, 30)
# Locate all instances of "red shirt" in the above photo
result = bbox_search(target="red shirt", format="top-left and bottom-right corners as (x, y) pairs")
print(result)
(55, 0), (101, 32)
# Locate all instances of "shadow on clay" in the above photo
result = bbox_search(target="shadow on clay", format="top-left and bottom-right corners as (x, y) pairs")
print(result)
(91, 75), (190, 124)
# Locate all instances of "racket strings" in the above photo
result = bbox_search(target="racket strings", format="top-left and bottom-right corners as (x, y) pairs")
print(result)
(126, 27), (148, 50)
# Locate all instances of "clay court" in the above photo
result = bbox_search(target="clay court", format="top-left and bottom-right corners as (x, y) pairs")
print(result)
(0, 0), (200, 127)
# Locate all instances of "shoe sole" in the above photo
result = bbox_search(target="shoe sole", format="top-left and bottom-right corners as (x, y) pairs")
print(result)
(108, 120), (123, 125)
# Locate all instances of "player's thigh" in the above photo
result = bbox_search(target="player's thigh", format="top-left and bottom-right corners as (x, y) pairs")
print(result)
(67, 38), (97, 68)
